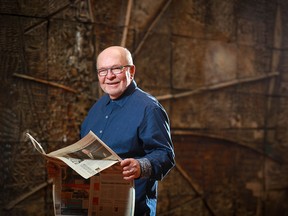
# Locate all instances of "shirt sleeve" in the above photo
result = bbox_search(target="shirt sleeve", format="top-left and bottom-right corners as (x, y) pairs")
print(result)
(139, 105), (175, 180)
(137, 158), (152, 178)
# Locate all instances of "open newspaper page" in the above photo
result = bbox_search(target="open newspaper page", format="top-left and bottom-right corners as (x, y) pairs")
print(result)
(26, 131), (121, 179)
(88, 165), (135, 216)
(53, 165), (135, 216)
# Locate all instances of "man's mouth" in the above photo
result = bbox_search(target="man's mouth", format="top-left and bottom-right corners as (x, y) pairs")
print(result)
(106, 82), (119, 85)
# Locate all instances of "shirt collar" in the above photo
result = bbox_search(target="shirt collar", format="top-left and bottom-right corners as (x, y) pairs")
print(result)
(105, 80), (137, 107)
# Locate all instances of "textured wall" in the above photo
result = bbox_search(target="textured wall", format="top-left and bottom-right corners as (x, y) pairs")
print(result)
(0, 0), (288, 215)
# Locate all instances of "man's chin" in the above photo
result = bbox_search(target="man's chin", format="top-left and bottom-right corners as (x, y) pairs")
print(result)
(107, 90), (123, 99)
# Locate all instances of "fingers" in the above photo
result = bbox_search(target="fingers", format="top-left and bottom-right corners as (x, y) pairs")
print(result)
(120, 158), (141, 180)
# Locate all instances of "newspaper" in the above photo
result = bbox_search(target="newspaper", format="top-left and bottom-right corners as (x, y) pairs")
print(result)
(26, 131), (123, 179)
(27, 131), (135, 216)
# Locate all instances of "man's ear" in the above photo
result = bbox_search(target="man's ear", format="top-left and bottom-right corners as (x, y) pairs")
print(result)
(130, 65), (136, 79)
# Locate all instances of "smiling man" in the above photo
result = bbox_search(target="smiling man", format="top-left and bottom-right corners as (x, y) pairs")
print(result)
(80, 46), (175, 216)
(96, 46), (135, 99)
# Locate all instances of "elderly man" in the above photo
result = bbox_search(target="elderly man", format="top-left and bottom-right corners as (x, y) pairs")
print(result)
(80, 46), (175, 215)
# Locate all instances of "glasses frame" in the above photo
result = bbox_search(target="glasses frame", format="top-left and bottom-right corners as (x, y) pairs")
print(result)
(97, 65), (132, 77)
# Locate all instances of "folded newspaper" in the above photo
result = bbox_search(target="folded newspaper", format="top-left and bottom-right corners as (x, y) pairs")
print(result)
(27, 130), (122, 179)
(27, 131), (135, 216)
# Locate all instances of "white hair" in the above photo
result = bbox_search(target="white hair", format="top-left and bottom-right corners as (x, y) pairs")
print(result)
(124, 48), (133, 65)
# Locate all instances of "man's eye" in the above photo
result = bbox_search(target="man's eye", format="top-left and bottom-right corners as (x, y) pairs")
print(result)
(112, 66), (121, 70)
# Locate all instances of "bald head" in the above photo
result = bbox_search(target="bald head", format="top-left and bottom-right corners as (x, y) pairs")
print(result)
(97, 46), (133, 68)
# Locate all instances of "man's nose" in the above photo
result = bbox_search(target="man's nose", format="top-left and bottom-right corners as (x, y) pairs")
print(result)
(106, 69), (116, 78)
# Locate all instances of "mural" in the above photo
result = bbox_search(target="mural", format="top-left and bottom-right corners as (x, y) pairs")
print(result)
(0, 0), (288, 215)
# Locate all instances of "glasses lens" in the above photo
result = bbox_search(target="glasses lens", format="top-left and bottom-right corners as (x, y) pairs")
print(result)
(111, 66), (123, 74)
(98, 69), (107, 76)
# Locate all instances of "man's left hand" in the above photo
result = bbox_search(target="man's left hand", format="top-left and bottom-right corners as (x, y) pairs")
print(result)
(120, 158), (141, 180)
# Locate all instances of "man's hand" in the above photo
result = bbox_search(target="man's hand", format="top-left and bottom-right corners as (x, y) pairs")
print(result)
(120, 158), (141, 180)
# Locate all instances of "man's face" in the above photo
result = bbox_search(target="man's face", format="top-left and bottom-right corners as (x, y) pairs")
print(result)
(97, 48), (134, 99)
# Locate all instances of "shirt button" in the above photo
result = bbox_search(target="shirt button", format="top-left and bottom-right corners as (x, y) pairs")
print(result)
(99, 130), (103, 134)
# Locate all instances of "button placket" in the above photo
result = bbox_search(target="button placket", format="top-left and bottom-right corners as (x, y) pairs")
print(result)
(99, 102), (114, 136)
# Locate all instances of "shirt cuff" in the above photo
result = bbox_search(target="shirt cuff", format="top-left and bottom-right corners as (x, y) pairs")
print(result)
(137, 158), (152, 178)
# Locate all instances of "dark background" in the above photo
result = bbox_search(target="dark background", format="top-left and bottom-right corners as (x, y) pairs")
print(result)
(1, 0), (288, 215)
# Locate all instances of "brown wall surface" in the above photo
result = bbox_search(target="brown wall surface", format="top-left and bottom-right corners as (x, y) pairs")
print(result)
(1, 0), (288, 215)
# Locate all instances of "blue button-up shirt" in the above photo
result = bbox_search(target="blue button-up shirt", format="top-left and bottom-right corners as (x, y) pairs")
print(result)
(80, 81), (175, 215)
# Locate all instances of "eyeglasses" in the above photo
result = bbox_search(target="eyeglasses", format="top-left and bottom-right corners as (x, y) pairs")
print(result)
(97, 65), (132, 77)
